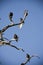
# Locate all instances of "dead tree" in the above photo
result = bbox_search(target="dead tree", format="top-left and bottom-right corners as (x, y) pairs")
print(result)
(0, 10), (40, 65)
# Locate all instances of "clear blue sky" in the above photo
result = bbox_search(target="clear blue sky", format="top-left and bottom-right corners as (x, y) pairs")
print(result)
(0, 0), (43, 65)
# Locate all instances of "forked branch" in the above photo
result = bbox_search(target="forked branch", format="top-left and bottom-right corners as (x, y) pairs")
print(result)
(21, 53), (40, 65)
(0, 40), (24, 52)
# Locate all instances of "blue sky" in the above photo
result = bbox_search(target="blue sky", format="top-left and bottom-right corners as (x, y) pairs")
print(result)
(0, 0), (43, 65)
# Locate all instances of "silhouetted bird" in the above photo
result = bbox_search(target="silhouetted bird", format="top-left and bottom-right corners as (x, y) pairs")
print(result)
(26, 54), (30, 59)
(23, 53), (40, 65)
(24, 10), (28, 16)
(19, 18), (24, 29)
(14, 34), (18, 42)
(9, 34), (19, 42)
(24, 10), (28, 20)
(9, 12), (14, 24)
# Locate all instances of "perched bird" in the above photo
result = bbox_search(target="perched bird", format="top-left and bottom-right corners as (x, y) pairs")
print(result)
(23, 53), (40, 65)
(9, 12), (14, 24)
(19, 10), (28, 29)
(13, 34), (19, 42)
(19, 18), (24, 29)
(26, 54), (30, 59)
(21, 53), (40, 65)
(26, 53), (31, 63)
(10, 34), (19, 42)
(24, 10), (28, 16)
(21, 54), (30, 65)
(23, 10), (28, 20)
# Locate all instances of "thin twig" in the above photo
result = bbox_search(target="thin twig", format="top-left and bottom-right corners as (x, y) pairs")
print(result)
(6, 44), (25, 52)
(21, 54), (40, 65)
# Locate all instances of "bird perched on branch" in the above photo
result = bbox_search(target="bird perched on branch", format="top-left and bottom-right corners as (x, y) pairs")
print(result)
(19, 18), (24, 29)
(14, 34), (19, 42)
(10, 34), (19, 42)
(9, 12), (14, 24)
(19, 10), (28, 29)
(23, 10), (28, 20)
(21, 53), (40, 65)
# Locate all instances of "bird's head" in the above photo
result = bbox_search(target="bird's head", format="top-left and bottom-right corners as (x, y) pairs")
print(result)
(9, 12), (13, 17)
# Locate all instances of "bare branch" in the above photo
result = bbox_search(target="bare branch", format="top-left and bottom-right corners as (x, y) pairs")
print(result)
(31, 55), (40, 59)
(1, 10), (28, 32)
(5, 43), (25, 52)
(21, 53), (40, 65)
(1, 22), (23, 32)
(0, 40), (24, 52)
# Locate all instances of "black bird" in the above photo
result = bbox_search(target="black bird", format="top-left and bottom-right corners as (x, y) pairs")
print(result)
(9, 12), (14, 24)
(10, 34), (19, 42)
(21, 53), (40, 65)
(24, 10), (28, 16)
(24, 53), (40, 65)
(23, 10), (28, 20)
(19, 18), (24, 29)
(26, 54), (30, 59)
(14, 34), (19, 42)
